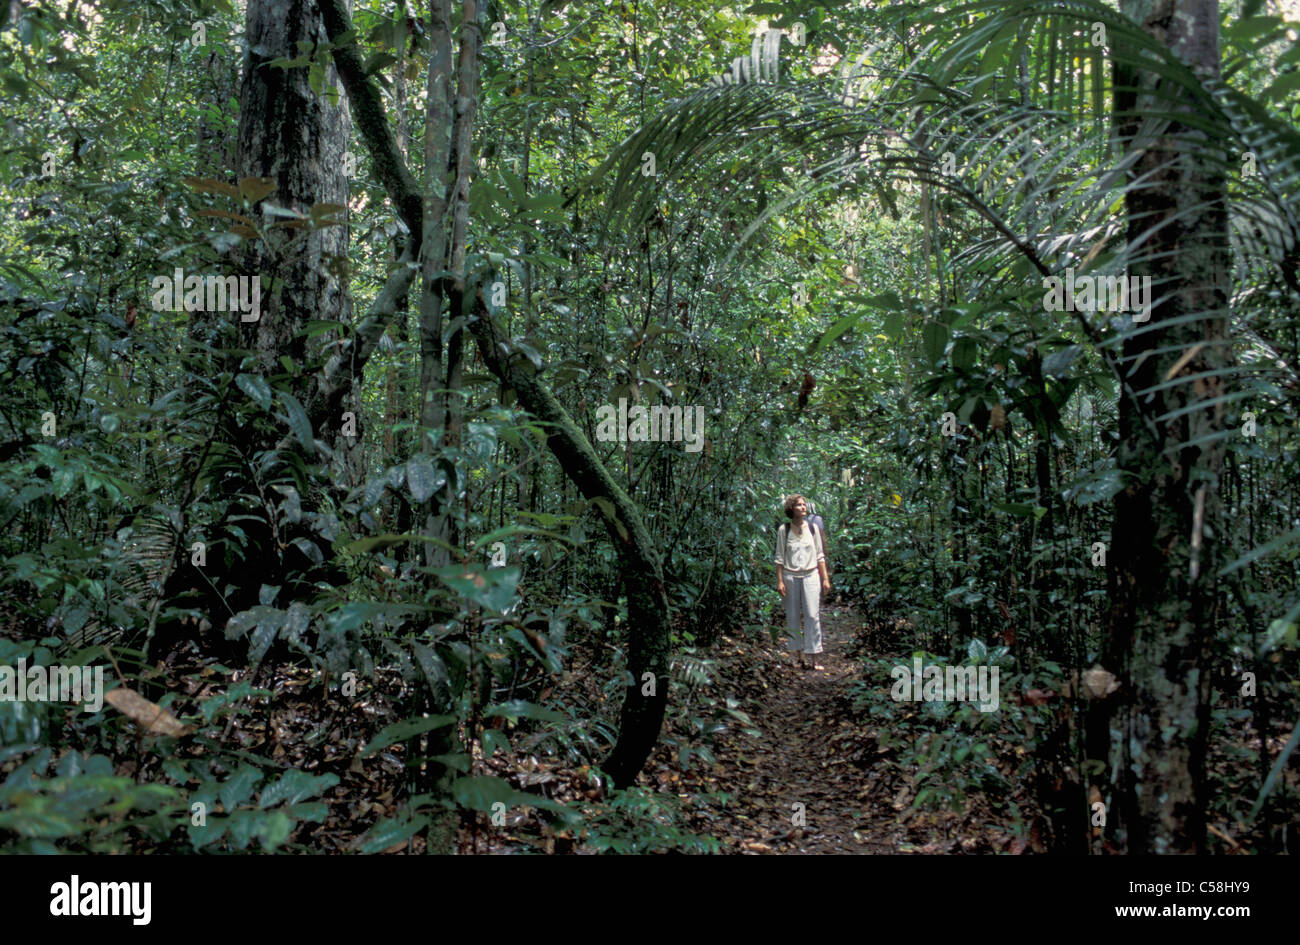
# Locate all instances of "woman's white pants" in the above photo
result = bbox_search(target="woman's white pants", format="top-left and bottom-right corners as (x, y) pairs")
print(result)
(784, 570), (823, 654)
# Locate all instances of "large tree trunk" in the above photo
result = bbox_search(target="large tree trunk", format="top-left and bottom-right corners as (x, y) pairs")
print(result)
(238, 0), (352, 403)
(1100, 0), (1233, 854)
(156, 0), (358, 653)
(223, 0), (353, 591)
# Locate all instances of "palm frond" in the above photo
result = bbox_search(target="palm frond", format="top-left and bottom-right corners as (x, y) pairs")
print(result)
(576, 0), (1300, 611)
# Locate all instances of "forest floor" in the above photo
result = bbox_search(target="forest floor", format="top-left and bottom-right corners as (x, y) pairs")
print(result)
(639, 601), (1032, 854)
(130, 596), (1039, 854)
(652, 602), (905, 853)
(82, 590), (1284, 854)
(131, 595), (1274, 854)
(475, 599), (1040, 854)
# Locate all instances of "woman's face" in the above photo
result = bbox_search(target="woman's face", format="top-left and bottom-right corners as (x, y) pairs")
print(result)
(791, 499), (807, 519)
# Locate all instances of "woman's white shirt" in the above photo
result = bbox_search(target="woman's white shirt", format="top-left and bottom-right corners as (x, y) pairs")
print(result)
(773, 522), (825, 574)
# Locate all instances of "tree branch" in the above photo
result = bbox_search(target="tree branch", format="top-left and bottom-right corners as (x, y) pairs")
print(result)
(317, 0), (423, 239)
(464, 276), (672, 788)
(305, 0), (427, 440)
(307, 245), (421, 434)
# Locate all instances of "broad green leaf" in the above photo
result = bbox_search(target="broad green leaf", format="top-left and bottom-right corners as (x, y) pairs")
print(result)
(484, 699), (565, 723)
(922, 321), (949, 364)
(257, 810), (294, 851)
(238, 176), (276, 204)
(259, 769), (339, 809)
(235, 373), (272, 410)
(450, 775), (519, 812)
(406, 454), (445, 503)
(218, 765), (261, 812)
(357, 813), (429, 853)
(434, 565), (520, 613)
(951, 336), (977, 371)
(360, 714), (456, 758)
(279, 392), (315, 451)
(182, 176), (240, 199)
(812, 311), (864, 357)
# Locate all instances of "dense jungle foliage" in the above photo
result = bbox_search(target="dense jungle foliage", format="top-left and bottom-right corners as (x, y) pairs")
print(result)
(0, 0), (1297, 855)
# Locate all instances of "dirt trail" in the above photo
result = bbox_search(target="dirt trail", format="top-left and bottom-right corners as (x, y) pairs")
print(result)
(653, 602), (906, 853)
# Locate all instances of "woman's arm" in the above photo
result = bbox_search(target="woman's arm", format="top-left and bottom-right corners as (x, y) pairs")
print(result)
(815, 524), (830, 591)
(774, 525), (786, 595)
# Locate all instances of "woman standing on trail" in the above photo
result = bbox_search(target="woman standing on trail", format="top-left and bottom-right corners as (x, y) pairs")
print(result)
(774, 494), (831, 671)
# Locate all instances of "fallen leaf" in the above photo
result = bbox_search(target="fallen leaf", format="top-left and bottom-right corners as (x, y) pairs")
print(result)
(1081, 666), (1120, 699)
(105, 687), (189, 736)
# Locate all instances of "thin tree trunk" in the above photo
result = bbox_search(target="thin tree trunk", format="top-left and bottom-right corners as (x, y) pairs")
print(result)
(465, 280), (671, 787)
(384, 5), (411, 471)
(319, 0), (670, 791)
(419, 0), (455, 568)
(438, 0), (482, 559)
(1100, 0), (1233, 854)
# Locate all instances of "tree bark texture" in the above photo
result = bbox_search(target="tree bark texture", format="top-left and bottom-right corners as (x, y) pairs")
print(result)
(1102, 0), (1233, 854)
